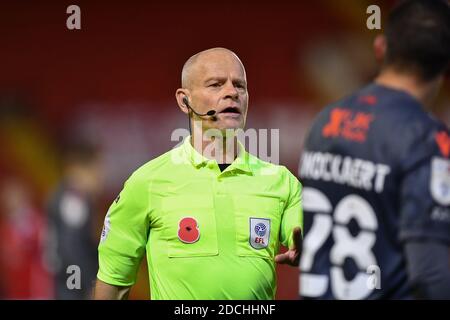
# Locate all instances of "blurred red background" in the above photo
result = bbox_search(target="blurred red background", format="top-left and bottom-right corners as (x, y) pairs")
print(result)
(0, 0), (448, 299)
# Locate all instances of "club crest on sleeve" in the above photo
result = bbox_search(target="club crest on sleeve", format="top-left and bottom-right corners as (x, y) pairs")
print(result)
(178, 217), (200, 244)
(430, 157), (450, 206)
(249, 218), (270, 249)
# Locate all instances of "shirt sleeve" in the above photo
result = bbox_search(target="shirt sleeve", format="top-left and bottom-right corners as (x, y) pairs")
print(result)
(399, 125), (450, 245)
(97, 173), (150, 286)
(404, 240), (450, 299)
(280, 168), (304, 248)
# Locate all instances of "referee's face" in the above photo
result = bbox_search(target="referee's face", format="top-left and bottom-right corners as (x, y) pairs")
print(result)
(189, 51), (248, 132)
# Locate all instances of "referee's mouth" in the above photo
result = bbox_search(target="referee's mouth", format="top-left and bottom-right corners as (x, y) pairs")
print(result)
(218, 106), (241, 116)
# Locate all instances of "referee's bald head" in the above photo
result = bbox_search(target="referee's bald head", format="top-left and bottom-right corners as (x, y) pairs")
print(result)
(181, 48), (246, 89)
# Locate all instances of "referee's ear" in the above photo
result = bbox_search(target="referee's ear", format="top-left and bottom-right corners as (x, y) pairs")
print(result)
(176, 89), (190, 115)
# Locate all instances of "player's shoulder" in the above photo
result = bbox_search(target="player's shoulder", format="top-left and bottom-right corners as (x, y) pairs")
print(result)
(387, 93), (444, 133)
(399, 107), (448, 154)
(318, 84), (407, 114)
(390, 105), (449, 169)
(358, 83), (439, 128)
(418, 113), (449, 136)
(362, 84), (449, 161)
(309, 83), (446, 137)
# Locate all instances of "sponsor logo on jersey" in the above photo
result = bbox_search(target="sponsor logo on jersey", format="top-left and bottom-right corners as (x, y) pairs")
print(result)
(322, 108), (374, 143)
(430, 157), (450, 206)
(249, 218), (270, 249)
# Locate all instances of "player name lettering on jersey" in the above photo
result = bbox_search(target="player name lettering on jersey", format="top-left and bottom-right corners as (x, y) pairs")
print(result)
(300, 151), (391, 193)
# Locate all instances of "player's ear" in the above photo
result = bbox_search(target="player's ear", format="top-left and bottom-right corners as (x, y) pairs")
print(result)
(374, 34), (387, 65)
(175, 89), (190, 115)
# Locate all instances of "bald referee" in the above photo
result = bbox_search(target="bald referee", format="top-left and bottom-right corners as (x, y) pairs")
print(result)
(93, 48), (303, 300)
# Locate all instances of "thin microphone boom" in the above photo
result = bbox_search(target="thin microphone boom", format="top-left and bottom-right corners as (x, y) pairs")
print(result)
(182, 97), (217, 135)
(183, 97), (216, 117)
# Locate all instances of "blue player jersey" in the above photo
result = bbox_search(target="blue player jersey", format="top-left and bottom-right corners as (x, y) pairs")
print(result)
(299, 83), (450, 300)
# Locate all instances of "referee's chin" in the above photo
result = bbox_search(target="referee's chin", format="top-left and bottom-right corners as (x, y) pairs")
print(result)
(211, 126), (245, 138)
(209, 118), (245, 133)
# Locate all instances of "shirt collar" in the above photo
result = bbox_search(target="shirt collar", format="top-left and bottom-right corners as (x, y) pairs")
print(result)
(182, 135), (253, 174)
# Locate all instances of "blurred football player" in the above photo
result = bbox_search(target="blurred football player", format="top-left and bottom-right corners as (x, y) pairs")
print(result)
(47, 139), (103, 299)
(299, 0), (450, 299)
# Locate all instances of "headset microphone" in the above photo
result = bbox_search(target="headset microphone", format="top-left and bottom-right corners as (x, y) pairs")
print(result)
(183, 97), (216, 118)
(183, 97), (217, 135)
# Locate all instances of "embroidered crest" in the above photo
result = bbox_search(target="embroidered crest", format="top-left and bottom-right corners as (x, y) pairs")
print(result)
(249, 218), (270, 249)
(430, 157), (450, 206)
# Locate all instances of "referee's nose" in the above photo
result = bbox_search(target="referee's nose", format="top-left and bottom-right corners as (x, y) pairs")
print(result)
(223, 80), (240, 102)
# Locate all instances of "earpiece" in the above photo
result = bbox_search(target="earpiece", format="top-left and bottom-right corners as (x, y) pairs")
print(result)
(181, 96), (216, 118)
(183, 96), (189, 107)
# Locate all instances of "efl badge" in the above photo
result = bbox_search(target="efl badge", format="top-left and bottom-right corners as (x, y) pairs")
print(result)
(430, 157), (450, 206)
(100, 209), (111, 243)
(249, 218), (270, 249)
(178, 217), (200, 244)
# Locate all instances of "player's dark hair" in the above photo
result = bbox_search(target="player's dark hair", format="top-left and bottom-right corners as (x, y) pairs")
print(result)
(62, 139), (100, 166)
(384, 0), (450, 81)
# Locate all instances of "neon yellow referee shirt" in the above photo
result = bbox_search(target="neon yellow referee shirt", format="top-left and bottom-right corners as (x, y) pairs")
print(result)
(97, 137), (303, 299)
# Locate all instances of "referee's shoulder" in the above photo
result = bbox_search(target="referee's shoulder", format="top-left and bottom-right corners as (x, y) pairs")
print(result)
(126, 146), (182, 183)
(247, 153), (298, 181)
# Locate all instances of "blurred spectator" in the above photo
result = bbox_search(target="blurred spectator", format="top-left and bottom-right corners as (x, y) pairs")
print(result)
(46, 139), (103, 299)
(0, 178), (52, 299)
